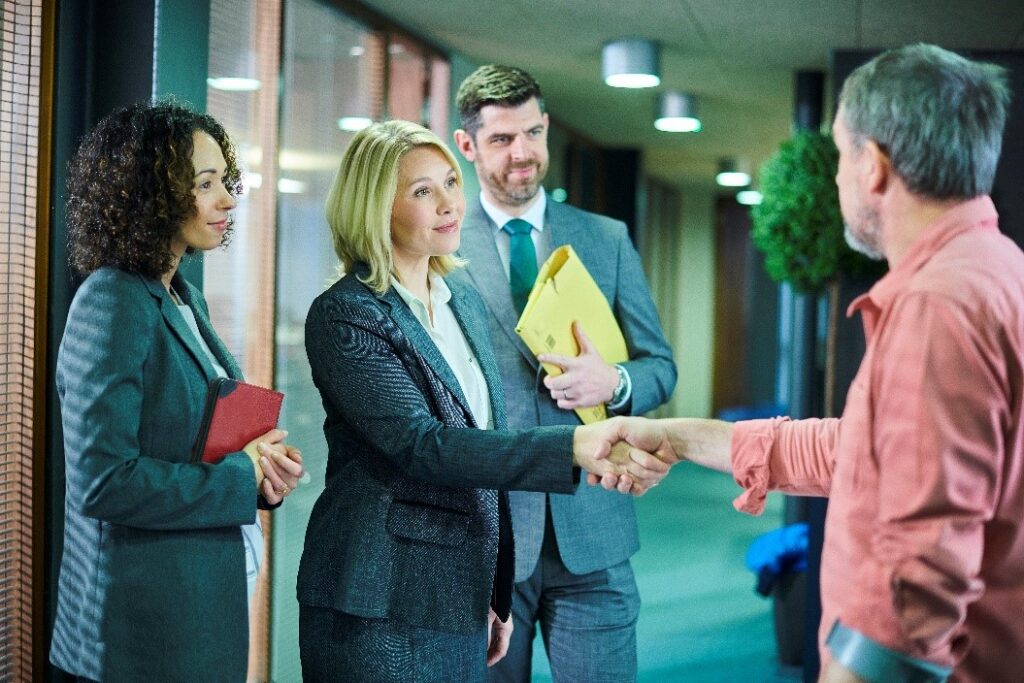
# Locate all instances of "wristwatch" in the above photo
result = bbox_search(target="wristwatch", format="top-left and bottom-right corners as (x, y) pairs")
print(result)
(610, 364), (629, 406)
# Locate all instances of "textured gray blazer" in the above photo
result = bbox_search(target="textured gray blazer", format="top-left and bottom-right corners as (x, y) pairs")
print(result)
(297, 267), (577, 635)
(454, 196), (677, 580)
(50, 267), (261, 682)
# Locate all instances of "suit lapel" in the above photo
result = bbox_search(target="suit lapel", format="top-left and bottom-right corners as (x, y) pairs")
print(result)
(380, 286), (474, 422)
(448, 279), (507, 429)
(459, 198), (537, 366)
(544, 201), (615, 301)
(544, 199), (585, 254)
(142, 275), (218, 383)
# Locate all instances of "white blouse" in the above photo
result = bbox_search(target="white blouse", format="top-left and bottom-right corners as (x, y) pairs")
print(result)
(390, 274), (493, 430)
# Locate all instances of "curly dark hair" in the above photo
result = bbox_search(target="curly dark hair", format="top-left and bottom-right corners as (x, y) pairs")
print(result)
(66, 101), (243, 278)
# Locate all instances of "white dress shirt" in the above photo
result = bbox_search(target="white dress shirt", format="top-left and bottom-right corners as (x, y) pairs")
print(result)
(391, 274), (493, 430)
(480, 189), (550, 278)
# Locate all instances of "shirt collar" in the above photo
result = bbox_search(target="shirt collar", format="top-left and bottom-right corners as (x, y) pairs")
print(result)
(848, 195), (999, 331)
(480, 189), (547, 234)
(390, 272), (452, 327)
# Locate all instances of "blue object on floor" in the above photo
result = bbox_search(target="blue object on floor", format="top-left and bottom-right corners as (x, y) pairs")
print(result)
(745, 523), (808, 597)
(716, 402), (787, 422)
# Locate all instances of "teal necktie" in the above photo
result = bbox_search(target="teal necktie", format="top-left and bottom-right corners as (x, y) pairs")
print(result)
(502, 218), (538, 315)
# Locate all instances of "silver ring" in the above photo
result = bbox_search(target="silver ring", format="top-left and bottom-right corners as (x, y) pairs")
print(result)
(563, 389), (571, 400)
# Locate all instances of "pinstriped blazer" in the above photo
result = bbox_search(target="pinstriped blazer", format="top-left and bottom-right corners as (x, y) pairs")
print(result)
(50, 267), (260, 682)
(297, 266), (577, 635)
(455, 196), (678, 580)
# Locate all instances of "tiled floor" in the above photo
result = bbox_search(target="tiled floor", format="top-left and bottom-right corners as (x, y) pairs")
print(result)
(529, 462), (804, 682)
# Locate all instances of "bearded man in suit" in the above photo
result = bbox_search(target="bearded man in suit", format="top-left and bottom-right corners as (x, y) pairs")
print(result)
(452, 64), (678, 682)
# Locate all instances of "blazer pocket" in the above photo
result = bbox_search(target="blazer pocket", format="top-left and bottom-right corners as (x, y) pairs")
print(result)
(386, 500), (470, 547)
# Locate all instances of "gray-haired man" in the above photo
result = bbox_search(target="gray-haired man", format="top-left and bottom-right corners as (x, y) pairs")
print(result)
(603, 44), (1023, 683)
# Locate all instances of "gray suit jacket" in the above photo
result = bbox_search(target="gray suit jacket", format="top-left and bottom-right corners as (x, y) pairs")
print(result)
(50, 267), (260, 682)
(455, 196), (677, 579)
(297, 268), (577, 636)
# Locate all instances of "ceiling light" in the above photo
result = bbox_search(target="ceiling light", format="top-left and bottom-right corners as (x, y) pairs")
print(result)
(716, 159), (751, 187)
(737, 189), (763, 205)
(277, 178), (307, 194)
(349, 46), (365, 57)
(206, 77), (261, 92)
(654, 91), (701, 132)
(337, 117), (373, 132)
(602, 39), (660, 88)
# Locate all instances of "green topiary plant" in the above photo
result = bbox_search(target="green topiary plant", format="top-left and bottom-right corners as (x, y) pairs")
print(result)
(751, 130), (881, 293)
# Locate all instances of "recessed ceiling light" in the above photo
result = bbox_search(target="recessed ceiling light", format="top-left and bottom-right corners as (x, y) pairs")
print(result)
(206, 77), (261, 92)
(716, 159), (751, 187)
(277, 178), (307, 194)
(737, 190), (763, 205)
(655, 92), (702, 132)
(337, 117), (373, 132)
(602, 39), (660, 89)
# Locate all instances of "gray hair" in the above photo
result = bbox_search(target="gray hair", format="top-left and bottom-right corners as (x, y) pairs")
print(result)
(839, 43), (1011, 200)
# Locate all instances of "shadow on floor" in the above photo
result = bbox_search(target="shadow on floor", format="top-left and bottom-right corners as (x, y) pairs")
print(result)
(529, 463), (803, 682)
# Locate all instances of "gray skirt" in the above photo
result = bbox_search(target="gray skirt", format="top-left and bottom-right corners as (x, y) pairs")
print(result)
(299, 604), (489, 683)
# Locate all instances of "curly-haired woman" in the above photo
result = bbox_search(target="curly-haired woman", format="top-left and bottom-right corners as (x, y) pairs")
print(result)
(49, 101), (304, 682)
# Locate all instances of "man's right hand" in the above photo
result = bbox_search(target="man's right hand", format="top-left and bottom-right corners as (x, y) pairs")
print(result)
(572, 417), (674, 495)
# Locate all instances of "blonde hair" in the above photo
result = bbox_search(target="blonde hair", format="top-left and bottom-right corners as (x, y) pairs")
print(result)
(325, 120), (465, 294)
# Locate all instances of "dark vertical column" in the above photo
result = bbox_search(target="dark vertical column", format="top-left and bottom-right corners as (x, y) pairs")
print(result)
(47, 4), (159, 679)
(773, 69), (829, 683)
(152, 0), (211, 288)
(602, 148), (640, 240)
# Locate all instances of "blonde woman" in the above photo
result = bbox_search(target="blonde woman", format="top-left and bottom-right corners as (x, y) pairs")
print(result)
(297, 120), (667, 682)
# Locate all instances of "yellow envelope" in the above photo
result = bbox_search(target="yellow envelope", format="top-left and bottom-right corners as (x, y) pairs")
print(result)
(515, 245), (628, 424)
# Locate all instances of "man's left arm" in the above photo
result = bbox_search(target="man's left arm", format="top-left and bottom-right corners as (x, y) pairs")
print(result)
(835, 292), (1006, 677)
(539, 223), (677, 414)
(606, 223), (678, 414)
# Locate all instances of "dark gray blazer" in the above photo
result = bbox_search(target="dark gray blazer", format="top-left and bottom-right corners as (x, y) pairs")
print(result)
(297, 268), (577, 635)
(455, 196), (677, 580)
(50, 267), (260, 682)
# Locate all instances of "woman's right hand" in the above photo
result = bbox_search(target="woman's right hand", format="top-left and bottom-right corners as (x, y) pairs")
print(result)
(243, 429), (305, 502)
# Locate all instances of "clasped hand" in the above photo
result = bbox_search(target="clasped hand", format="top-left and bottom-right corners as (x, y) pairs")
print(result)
(243, 428), (305, 504)
(573, 417), (680, 495)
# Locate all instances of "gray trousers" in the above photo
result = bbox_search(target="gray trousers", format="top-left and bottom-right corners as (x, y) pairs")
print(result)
(488, 507), (641, 683)
(299, 605), (488, 683)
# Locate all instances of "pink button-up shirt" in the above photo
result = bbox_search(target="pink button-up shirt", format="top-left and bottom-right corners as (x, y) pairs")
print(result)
(731, 196), (1024, 682)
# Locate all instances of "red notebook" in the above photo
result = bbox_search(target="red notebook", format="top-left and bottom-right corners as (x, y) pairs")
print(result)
(192, 378), (285, 464)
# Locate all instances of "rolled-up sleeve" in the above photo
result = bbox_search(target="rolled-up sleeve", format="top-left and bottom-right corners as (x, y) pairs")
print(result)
(731, 416), (840, 515)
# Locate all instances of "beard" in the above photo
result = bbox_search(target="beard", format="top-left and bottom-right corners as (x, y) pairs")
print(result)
(843, 205), (885, 261)
(483, 159), (549, 207)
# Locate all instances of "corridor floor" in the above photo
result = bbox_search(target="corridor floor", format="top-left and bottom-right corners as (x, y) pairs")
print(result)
(530, 462), (803, 682)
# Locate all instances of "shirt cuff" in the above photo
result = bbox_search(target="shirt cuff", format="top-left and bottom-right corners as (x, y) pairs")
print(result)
(731, 417), (789, 515)
(826, 620), (952, 683)
(607, 364), (632, 412)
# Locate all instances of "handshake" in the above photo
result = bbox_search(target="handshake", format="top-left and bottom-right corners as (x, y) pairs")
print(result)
(571, 416), (734, 496)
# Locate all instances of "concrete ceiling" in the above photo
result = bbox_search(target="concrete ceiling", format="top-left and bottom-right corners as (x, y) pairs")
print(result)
(357, 0), (1024, 188)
